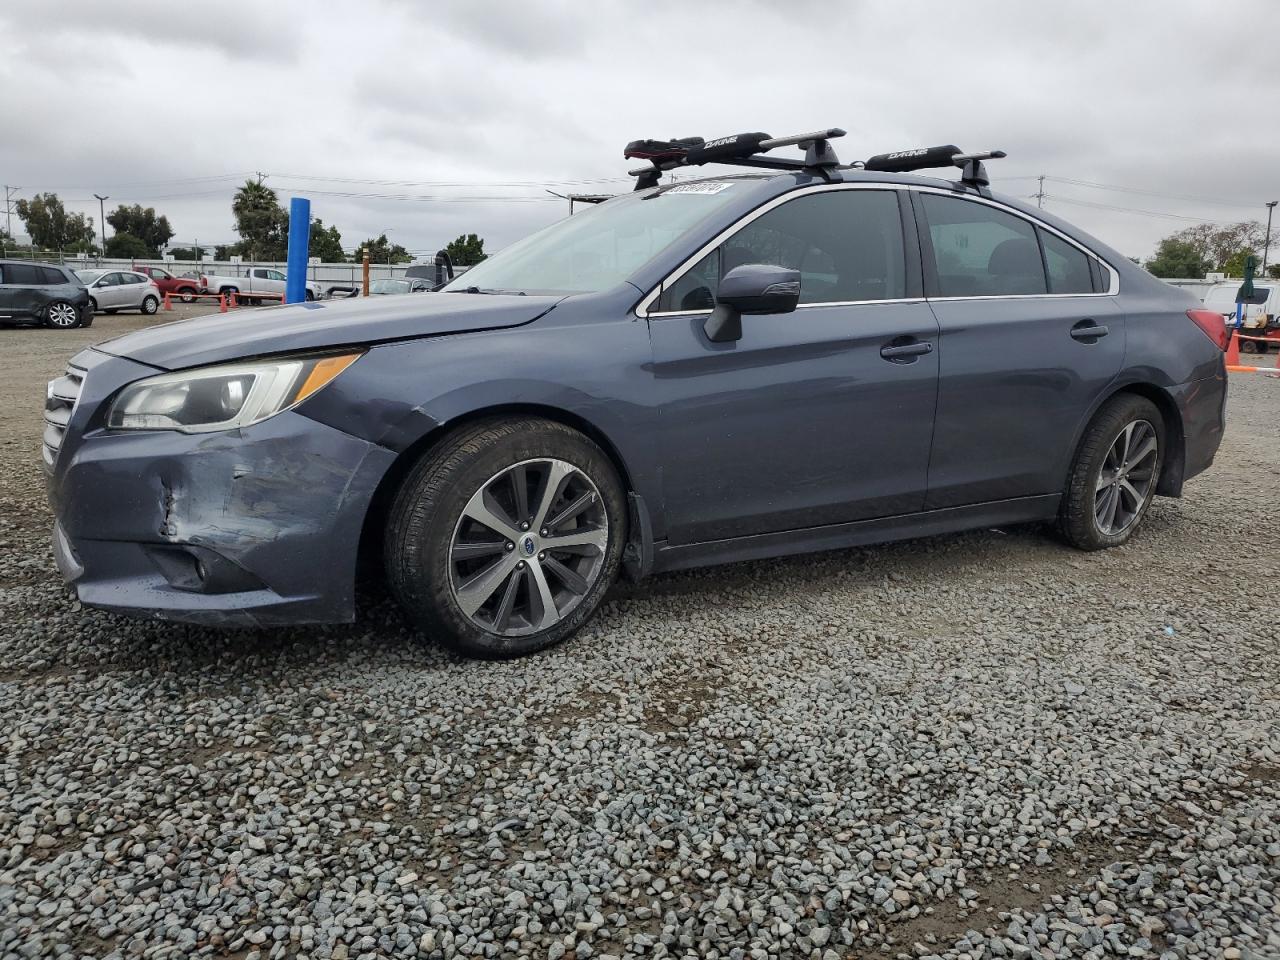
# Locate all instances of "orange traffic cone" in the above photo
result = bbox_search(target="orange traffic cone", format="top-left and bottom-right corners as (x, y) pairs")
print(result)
(1226, 330), (1240, 366)
(163, 292), (173, 312)
(219, 293), (228, 314)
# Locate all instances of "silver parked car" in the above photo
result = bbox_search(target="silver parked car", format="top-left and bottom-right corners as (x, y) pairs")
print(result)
(369, 278), (432, 295)
(74, 270), (162, 315)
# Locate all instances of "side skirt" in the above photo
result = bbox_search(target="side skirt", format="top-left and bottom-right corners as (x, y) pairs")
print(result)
(651, 494), (1061, 574)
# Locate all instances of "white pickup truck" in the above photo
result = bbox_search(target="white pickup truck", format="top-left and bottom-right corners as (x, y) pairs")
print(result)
(199, 267), (323, 304)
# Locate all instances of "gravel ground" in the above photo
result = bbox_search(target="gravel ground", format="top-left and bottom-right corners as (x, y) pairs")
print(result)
(2, 314), (1279, 960)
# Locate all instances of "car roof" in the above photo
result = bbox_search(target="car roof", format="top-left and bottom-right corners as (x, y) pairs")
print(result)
(1, 258), (67, 268)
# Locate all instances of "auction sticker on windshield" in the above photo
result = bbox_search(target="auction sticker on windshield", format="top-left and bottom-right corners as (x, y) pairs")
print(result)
(663, 182), (735, 195)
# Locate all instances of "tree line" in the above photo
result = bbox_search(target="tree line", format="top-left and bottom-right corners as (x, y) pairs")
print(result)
(1, 179), (488, 267)
(1144, 221), (1278, 279)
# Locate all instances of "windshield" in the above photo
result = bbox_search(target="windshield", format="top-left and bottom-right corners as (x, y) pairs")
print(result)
(370, 279), (410, 294)
(75, 270), (104, 283)
(441, 181), (747, 296)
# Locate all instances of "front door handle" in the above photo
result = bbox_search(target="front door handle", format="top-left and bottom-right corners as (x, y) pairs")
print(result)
(880, 339), (934, 362)
(1070, 319), (1110, 341)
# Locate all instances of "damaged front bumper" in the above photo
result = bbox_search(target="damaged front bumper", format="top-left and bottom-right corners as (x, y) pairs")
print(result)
(45, 349), (396, 627)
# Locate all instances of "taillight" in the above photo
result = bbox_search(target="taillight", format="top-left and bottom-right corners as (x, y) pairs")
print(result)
(1187, 308), (1229, 351)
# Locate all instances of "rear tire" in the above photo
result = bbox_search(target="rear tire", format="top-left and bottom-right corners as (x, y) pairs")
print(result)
(141, 295), (159, 315)
(1060, 394), (1165, 551)
(221, 287), (239, 306)
(385, 418), (626, 659)
(44, 300), (81, 329)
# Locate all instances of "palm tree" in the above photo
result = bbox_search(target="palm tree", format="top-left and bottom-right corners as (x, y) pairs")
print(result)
(232, 180), (286, 261)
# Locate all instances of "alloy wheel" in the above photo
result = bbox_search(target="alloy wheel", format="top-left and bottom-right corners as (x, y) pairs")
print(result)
(47, 303), (77, 327)
(1094, 419), (1158, 536)
(449, 458), (608, 636)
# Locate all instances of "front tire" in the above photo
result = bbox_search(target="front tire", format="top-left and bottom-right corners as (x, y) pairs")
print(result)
(177, 286), (197, 303)
(44, 300), (81, 329)
(385, 418), (626, 659)
(1060, 394), (1165, 551)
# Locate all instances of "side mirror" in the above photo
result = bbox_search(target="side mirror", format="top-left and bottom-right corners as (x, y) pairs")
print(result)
(704, 263), (801, 343)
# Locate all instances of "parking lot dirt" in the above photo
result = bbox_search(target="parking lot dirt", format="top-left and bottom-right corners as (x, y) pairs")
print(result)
(2, 312), (1278, 959)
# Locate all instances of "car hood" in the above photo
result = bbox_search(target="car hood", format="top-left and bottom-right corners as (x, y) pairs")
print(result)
(94, 292), (562, 370)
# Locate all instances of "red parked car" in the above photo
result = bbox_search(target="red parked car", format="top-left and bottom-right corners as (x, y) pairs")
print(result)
(132, 265), (201, 303)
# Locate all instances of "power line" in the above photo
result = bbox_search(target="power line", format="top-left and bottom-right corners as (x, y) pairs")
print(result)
(281, 187), (562, 204)
(270, 172), (632, 188)
(15, 173), (251, 191)
(1040, 194), (1220, 223)
(1044, 176), (1257, 209)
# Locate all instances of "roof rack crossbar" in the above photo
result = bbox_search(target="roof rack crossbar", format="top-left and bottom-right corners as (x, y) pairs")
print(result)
(716, 156), (809, 172)
(624, 130), (1007, 191)
(625, 128), (847, 189)
(951, 150), (1006, 188)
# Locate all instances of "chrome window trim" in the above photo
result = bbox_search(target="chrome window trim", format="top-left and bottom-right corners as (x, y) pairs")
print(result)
(645, 297), (927, 319)
(635, 182), (1119, 319)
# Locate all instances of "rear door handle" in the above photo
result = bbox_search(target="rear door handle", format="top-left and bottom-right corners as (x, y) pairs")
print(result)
(1070, 320), (1110, 341)
(880, 339), (934, 362)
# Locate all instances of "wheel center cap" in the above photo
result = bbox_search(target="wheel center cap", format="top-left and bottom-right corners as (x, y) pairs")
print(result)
(520, 535), (537, 557)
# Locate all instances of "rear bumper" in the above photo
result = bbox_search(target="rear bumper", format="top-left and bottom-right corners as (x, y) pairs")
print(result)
(1172, 369), (1227, 486)
(47, 367), (397, 627)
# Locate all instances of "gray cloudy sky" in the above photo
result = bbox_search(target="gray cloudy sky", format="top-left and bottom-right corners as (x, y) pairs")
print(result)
(1, 0), (1276, 261)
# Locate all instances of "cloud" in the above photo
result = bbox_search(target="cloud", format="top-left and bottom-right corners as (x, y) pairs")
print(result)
(2, 0), (302, 62)
(1, 0), (1277, 259)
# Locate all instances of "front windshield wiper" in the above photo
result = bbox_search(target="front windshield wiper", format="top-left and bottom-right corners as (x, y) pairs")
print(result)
(447, 286), (528, 296)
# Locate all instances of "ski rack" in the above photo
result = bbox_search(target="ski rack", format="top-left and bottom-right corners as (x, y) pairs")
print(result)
(625, 128), (848, 190)
(624, 130), (1006, 191)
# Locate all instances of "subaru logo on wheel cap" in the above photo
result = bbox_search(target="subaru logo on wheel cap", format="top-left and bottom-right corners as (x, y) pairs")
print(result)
(521, 536), (537, 557)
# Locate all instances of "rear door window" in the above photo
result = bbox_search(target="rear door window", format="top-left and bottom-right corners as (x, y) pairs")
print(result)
(39, 266), (67, 285)
(1039, 229), (1094, 294)
(656, 189), (906, 311)
(5, 264), (41, 285)
(920, 193), (1047, 297)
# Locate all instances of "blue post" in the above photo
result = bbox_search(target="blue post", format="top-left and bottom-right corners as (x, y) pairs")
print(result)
(284, 197), (310, 304)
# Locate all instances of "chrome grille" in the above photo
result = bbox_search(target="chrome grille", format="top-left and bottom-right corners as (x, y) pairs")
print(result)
(43, 366), (84, 468)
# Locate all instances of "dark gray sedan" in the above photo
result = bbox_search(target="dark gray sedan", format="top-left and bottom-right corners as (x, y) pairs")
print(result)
(44, 146), (1227, 658)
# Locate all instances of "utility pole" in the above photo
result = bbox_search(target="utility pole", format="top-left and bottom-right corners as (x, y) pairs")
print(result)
(1035, 175), (1045, 209)
(93, 194), (109, 254)
(1263, 200), (1278, 274)
(2, 185), (16, 237)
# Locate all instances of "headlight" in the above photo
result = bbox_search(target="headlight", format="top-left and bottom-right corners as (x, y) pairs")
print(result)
(107, 352), (362, 433)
